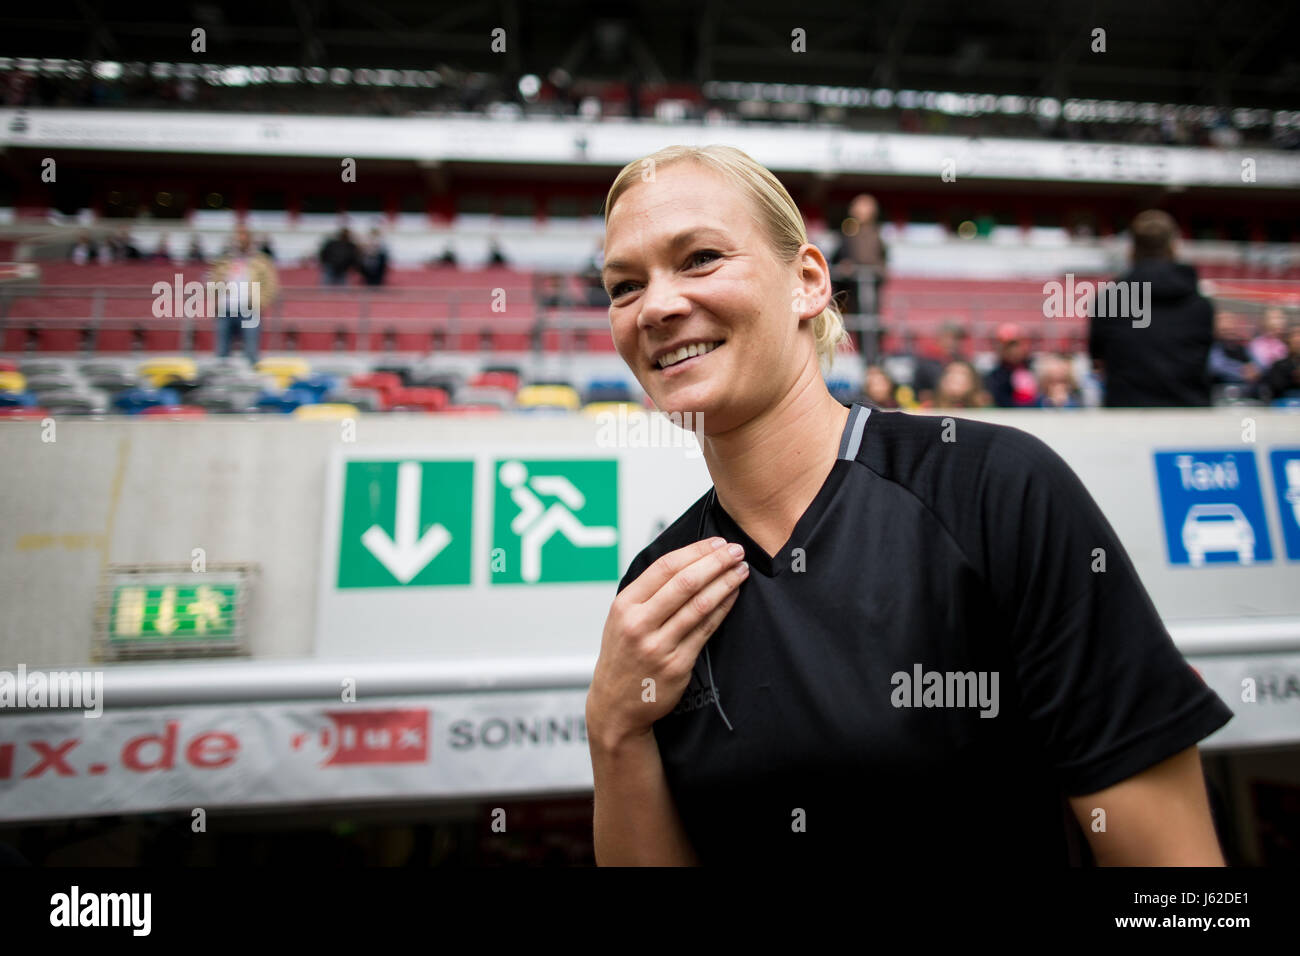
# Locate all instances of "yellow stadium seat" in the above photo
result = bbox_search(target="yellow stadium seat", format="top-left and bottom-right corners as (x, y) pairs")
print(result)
(0, 371), (26, 393)
(256, 358), (312, 390)
(292, 403), (359, 420)
(137, 358), (197, 388)
(581, 401), (642, 418)
(516, 384), (581, 410)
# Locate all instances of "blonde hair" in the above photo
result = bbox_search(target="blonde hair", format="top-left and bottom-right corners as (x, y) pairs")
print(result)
(603, 144), (849, 376)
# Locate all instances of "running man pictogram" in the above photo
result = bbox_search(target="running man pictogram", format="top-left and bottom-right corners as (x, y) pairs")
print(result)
(498, 460), (618, 583)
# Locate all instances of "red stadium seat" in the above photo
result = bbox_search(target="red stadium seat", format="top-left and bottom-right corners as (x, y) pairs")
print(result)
(441, 404), (504, 415)
(468, 370), (520, 392)
(387, 387), (449, 412)
(140, 405), (208, 418)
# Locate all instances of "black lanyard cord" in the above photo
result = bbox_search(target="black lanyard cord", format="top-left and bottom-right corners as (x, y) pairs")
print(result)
(696, 486), (735, 732)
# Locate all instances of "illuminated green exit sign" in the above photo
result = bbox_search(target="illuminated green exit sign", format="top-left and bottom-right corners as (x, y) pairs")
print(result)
(96, 565), (256, 660)
(110, 584), (237, 640)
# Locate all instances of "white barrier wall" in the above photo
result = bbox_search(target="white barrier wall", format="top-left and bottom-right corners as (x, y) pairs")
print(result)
(2, 408), (1298, 670)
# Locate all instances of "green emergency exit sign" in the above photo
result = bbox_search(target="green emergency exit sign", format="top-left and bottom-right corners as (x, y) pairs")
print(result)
(109, 583), (238, 640)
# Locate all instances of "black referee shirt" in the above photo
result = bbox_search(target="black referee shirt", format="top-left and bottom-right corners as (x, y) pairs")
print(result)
(615, 403), (1234, 866)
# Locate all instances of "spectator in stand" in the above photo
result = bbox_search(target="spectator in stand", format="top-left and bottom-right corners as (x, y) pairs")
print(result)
(1248, 307), (1290, 370)
(911, 321), (969, 405)
(1262, 325), (1300, 403)
(68, 230), (99, 264)
(357, 227), (389, 286)
(486, 238), (509, 266)
(984, 323), (1040, 407)
(932, 360), (993, 409)
(434, 245), (459, 269)
(582, 240), (609, 306)
(1208, 312), (1262, 398)
(107, 226), (141, 261)
(209, 224), (279, 365)
(149, 232), (171, 262)
(186, 234), (206, 264)
(319, 227), (359, 286)
(1034, 354), (1082, 408)
(537, 274), (573, 308)
(257, 233), (276, 262)
(854, 364), (915, 410)
(1088, 210), (1214, 407)
(830, 194), (889, 357)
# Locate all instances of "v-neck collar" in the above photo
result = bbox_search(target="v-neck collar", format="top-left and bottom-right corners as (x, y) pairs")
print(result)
(705, 403), (872, 577)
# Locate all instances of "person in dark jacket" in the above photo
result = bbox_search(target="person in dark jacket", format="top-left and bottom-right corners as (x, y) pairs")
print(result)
(1088, 210), (1214, 407)
(357, 227), (389, 286)
(319, 228), (359, 286)
(1262, 325), (1300, 402)
(984, 322), (1040, 408)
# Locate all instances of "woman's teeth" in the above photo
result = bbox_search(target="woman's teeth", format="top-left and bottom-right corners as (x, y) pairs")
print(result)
(658, 341), (722, 369)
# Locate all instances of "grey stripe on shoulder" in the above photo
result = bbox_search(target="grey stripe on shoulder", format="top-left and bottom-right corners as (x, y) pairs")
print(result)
(838, 404), (871, 461)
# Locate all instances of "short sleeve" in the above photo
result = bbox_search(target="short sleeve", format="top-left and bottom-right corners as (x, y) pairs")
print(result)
(979, 427), (1233, 795)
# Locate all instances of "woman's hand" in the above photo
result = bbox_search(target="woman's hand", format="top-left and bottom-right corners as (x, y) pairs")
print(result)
(587, 537), (748, 749)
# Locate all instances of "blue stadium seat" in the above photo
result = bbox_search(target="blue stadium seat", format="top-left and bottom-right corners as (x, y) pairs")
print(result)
(113, 387), (180, 414)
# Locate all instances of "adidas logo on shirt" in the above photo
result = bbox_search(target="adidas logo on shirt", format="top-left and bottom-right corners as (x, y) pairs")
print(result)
(673, 673), (719, 715)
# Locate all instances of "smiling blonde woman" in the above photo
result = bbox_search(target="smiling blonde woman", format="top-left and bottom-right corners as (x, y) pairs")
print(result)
(584, 144), (1233, 867)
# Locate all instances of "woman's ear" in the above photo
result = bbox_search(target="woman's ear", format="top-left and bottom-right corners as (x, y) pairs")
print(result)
(791, 244), (832, 321)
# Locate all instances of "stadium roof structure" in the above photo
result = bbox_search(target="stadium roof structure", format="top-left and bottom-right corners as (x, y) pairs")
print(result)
(0, 0), (1296, 110)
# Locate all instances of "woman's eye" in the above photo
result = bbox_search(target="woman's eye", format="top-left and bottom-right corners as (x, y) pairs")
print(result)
(608, 251), (719, 299)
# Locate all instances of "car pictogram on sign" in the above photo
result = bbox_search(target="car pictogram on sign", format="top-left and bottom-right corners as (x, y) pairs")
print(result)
(1181, 504), (1255, 567)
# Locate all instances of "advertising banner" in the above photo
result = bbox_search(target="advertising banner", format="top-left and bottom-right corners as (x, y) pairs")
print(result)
(0, 690), (591, 822)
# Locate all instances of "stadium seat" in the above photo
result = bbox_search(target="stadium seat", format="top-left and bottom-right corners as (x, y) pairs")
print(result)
(18, 358), (76, 377)
(349, 372), (403, 408)
(442, 404), (505, 415)
(0, 406), (49, 419)
(325, 387), (383, 412)
(825, 379), (856, 401)
(256, 386), (318, 413)
(289, 373), (341, 400)
(469, 370), (521, 393)
(138, 358), (198, 388)
(186, 385), (260, 414)
(140, 405), (208, 418)
(387, 387), (449, 412)
(583, 378), (634, 404)
(516, 384), (581, 411)
(255, 357), (312, 389)
(41, 390), (108, 416)
(293, 403), (360, 420)
(24, 371), (83, 393)
(113, 387), (181, 414)
(581, 400), (642, 417)
(456, 386), (514, 410)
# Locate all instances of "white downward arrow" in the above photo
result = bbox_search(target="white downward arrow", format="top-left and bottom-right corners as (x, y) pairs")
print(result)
(361, 461), (452, 583)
